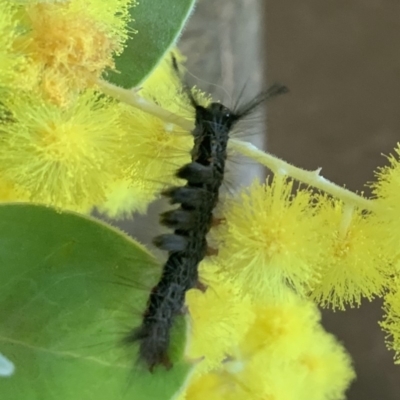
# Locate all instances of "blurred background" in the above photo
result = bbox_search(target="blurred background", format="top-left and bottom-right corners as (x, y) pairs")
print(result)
(178, 0), (400, 399)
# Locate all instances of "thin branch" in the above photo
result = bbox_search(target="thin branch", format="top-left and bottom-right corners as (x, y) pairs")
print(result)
(97, 80), (194, 131)
(229, 139), (375, 211)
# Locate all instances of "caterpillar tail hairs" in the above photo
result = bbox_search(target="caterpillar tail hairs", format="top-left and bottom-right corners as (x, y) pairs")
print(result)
(124, 57), (288, 372)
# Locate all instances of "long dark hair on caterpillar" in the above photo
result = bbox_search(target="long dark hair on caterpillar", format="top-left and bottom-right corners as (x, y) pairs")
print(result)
(123, 58), (288, 371)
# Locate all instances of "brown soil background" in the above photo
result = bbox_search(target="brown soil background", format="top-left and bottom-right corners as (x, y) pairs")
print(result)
(178, 1), (400, 399)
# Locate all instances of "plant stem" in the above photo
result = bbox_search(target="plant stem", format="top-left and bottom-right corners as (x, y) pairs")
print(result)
(229, 139), (375, 211)
(97, 80), (194, 131)
(99, 79), (375, 211)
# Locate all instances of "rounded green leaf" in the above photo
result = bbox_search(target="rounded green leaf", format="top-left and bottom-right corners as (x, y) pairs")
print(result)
(0, 204), (192, 400)
(106, 0), (196, 88)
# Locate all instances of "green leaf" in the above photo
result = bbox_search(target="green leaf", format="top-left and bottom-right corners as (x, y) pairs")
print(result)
(105, 0), (196, 88)
(0, 204), (192, 400)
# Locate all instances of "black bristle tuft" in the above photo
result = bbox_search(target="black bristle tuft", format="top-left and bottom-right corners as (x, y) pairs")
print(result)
(162, 186), (207, 208)
(235, 82), (288, 118)
(176, 162), (213, 184)
(160, 209), (196, 230)
(153, 234), (188, 252)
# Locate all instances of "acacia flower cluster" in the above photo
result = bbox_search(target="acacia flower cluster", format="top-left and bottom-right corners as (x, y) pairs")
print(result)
(184, 264), (354, 400)
(0, 0), (195, 215)
(1, 1), (400, 399)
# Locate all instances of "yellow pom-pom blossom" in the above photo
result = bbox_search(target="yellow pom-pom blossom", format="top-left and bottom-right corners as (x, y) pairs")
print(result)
(309, 199), (391, 310)
(0, 91), (126, 211)
(297, 327), (355, 400)
(98, 52), (209, 218)
(213, 176), (322, 301)
(371, 144), (400, 258)
(380, 278), (400, 363)
(182, 294), (354, 400)
(15, 0), (135, 105)
(239, 291), (321, 362)
(97, 103), (192, 218)
(185, 261), (255, 373)
(124, 105), (192, 190)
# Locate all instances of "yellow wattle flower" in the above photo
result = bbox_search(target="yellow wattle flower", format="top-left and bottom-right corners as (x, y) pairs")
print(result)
(309, 198), (391, 310)
(0, 91), (126, 212)
(213, 176), (322, 302)
(183, 293), (354, 400)
(380, 278), (400, 363)
(96, 102), (193, 218)
(16, 0), (135, 105)
(239, 291), (321, 362)
(185, 261), (255, 373)
(371, 143), (400, 262)
(98, 51), (209, 218)
(297, 327), (355, 400)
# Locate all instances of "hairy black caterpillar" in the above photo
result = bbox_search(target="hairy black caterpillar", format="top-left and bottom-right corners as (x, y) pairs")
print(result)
(124, 73), (288, 371)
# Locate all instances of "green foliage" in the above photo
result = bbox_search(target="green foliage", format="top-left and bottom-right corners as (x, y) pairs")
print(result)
(106, 0), (196, 88)
(0, 204), (192, 400)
